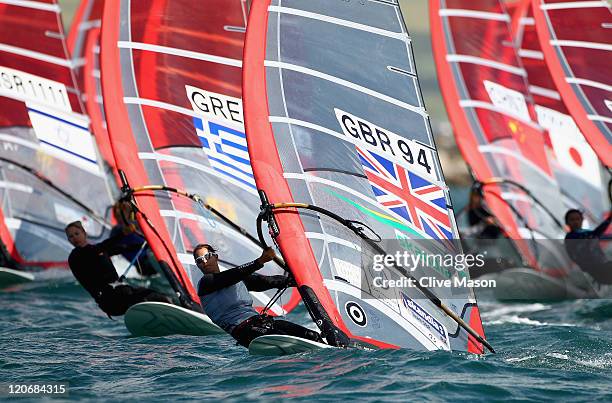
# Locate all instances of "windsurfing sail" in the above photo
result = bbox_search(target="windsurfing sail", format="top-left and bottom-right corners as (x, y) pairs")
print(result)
(531, 0), (612, 168)
(243, 0), (487, 352)
(100, 0), (299, 314)
(511, 0), (609, 224)
(0, 0), (114, 270)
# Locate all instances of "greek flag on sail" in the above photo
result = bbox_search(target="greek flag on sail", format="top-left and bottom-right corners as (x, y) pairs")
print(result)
(193, 116), (256, 190)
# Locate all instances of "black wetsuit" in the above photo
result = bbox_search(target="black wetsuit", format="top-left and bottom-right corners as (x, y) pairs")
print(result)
(0, 240), (20, 270)
(198, 261), (323, 347)
(68, 236), (172, 316)
(468, 206), (503, 239)
(109, 226), (156, 276)
(565, 216), (612, 284)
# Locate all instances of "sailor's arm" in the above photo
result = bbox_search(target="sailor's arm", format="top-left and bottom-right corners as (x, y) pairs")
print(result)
(198, 260), (264, 294)
(98, 235), (144, 256)
(244, 273), (295, 291)
(592, 213), (612, 237)
(198, 248), (277, 294)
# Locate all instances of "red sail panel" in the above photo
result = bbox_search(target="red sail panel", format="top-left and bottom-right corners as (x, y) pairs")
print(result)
(531, 0), (612, 167)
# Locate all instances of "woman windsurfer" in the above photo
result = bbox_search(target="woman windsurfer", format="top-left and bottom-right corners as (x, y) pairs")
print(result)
(65, 221), (173, 317)
(194, 244), (324, 347)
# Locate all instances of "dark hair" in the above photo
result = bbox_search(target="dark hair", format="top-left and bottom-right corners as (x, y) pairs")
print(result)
(192, 244), (216, 259)
(65, 221), (85, 233)
(564, 209), (583, 224)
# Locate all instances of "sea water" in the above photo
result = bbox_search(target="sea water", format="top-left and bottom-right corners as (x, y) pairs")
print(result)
(2, 271), (611, 401)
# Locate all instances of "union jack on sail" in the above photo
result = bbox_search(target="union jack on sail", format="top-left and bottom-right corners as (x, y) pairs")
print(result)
(357, 147), (453, 240)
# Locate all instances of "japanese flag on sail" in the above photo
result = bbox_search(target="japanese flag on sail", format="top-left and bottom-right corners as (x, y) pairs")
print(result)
(535, 106), (601, 188)
(356, 146), (453, 240)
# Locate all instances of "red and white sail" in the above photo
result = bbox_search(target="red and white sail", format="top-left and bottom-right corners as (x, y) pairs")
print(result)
(512, 0), (608, 224)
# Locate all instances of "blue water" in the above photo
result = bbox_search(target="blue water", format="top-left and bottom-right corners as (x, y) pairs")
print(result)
(2, 272), (612, 401)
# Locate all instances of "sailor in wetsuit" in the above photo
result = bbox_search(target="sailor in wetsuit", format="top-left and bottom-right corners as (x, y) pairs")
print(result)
(194, 244), (324, 347)
(109, 200), (156, 276)
(564, 209), (612, 284)
(65, 221), (173, 317)
(466, 186), (503, 239)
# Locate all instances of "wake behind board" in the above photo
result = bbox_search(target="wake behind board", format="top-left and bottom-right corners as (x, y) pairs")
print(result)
(124, 302), (224, 337)
(0, 267), (34, 288)
(248, 334), (333, 356)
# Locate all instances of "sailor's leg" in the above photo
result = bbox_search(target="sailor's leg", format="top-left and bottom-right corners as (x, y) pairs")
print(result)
(231, 316), (274, 347)
(120, 285), (173, 306)
(98, 288), (131, 316)
(271, 319), (324, 343)
(590, 261), (612, 284)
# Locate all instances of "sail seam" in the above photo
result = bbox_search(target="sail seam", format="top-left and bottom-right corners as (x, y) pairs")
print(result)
(439, 9), (509, 22)
(123, 96), (201, 118)
(565, 77), (612, 92)
(0, 0), (59, 12)
(0, 43), (72, 67)
(528, 85), (561, 100)
(541, 1), (609, 10)
(550, 39), (612, 52)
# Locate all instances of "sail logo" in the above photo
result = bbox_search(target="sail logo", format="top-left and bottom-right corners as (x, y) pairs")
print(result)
(483, 80), (530, 122)
(186, 85), (243, 129)
(345, 301), (367, 327)
(401, 292), (448, 342)
(357, 147), (453, 241)
(535, 105), (601, 188)
(335, 109), (438, 182)
(186, 85), (255, 191)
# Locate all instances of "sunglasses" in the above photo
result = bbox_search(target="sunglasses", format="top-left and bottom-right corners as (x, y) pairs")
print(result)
(195, 251), (217, 264)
